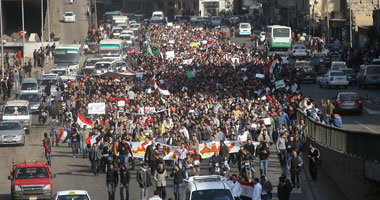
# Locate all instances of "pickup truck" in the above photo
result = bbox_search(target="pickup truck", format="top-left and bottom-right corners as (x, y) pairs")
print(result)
(8, 161), (56, 200)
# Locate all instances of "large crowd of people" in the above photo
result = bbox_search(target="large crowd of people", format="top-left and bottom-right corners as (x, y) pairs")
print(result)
(41, 22), (325, 200)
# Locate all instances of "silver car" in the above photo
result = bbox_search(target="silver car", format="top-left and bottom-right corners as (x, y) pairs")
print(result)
(0, 121), (25, 146)
(18, 92), (42, 113)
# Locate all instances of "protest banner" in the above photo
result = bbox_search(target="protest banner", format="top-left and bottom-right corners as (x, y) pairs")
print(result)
(183, 59), (193, 65)
(186, 71), (196, 78)
(263, 118), (271, 125)
(275, 80), (285, 89)
(166, 51), (175, 60)
(256, 73), (265, 79)
(118, 101), (125, 107)
(136, 72), (143, 78)
(88, 103), (106, 115)
(144, 107), (156, 114)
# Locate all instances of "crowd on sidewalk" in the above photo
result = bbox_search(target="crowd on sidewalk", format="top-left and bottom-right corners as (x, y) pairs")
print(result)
(40, 22), (324, 200)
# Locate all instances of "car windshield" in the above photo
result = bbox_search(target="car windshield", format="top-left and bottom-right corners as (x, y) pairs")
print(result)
(191, 189), (233, 200)
(54, 49), (80, 64)
(300, 67), (314, 72)
(341, 69), (353, 75)
(330, 72), (344, 76)
(40, 79), (57, 85)
(19, 94), (39, 101)
(295, 62), (309, 67)
(294, 46), (305, 50)
(339, 93), (359, 100)
(0, 122), (21, 130)
(332, 64), (345, 69)
(4, 106), (29, 115)
(367, 66), (380, 74)
(113, 29), (122, 33)
(65, 13), (73, 16)
(15, 167), (49, 179)
(57, 195), (90, 200)
(240, 24), (249, 29)
(95, 63), (111, 70)
(21, 83), (37, 90)
(52, 70), (66, 76)
(85, 60), (99, 66)
(273, 28), (290, 37)
(100, 49), (121, 56)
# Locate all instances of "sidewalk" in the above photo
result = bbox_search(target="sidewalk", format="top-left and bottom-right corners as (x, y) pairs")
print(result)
(264, 145), (345, 200)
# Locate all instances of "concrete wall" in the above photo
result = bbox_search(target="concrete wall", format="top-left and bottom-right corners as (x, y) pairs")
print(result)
(310, 139), (365, 200)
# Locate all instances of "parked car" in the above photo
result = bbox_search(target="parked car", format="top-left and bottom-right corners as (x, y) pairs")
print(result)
(274, 51), (289, 64)
(0, 121), (25, 145)
(63, 12), (76, 23)
(318, 70), (349, 88)
(18, 92), (41, 113)
(185, 175), (234, 200)
(55, 190), (91, 200)
(357, 64), (380, 88)
(333, 92), (362, 114)
(291, 44), (308, 58)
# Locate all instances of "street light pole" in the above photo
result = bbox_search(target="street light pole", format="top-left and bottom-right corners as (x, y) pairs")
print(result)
(349, 0), (352, 48)
(0, 0), (4, 77)
(312, 3), (315, 36)
(22, 0), (26, 65)
(47, 0), (50, 42)
(41, 0), (44, 45)
(326, 0), (330, 46)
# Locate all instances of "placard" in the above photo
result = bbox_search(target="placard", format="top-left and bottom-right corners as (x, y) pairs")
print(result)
(118, 101), (125, 107)
(256, 73), (265, 79)
(136, 72), (143, 78)
(88, 103), (106, 115)
(263, 118), (271, 125)
(275, 80), (285, 89)
(166, 51), (175, 60)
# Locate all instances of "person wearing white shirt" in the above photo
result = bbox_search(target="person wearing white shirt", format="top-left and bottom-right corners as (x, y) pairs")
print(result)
(251, 178), (262, 200)
(148, 190), (162, 200)
(227, 174), (242, 200)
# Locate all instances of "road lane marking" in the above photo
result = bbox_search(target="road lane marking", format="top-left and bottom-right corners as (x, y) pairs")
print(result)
(352, 120), (378, 133)
(363, 107), (380, 115)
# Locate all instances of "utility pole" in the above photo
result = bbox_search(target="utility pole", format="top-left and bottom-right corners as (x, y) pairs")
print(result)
(312, 3), (315, 36)
(47, 0), (50, 42)
(22, 0), (26, 65)
(349, 0), (352, 48)
(0, 0), (4, 77)
(94, 0), (97, 28)
(326, 0), (330, 46)
(378, 0), (379, 33)
(41, 0), (44, 46)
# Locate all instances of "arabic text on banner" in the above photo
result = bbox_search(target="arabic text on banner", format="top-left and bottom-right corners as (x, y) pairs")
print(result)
(88, 103), (106, 115)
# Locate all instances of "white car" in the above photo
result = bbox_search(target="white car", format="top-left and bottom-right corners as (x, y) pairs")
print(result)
(238, 23), (251, 36)
(291, 44), (308, 58)
(185, 175), (234, 200)
(121, 30), (134, 40)
(318, 70), (349, 88)
(111, 26), (123, 38)
(129, 23), (141, 31)
(331, 61), (347, 71)
(63, 12), (76, 23)
(274, 52), (288, 64)
(259, 31), (266, 42)
(55, 190), (91, 200)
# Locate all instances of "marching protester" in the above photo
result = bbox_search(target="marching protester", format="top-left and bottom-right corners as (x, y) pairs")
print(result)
(89, 142), (102, 176)
(154, 162), (168, 200)
(308, 143), (320, 181)
(106, 164), (119, 200)
(119, 164), (131, 200)
(42, 132), (52, 166)
(260, 176), (273, 200)
(170, 164), (185, 200)
(251, 178), (262, 200)
(287, 151), (303, 188)
(226, 174), (242, 200)
(137, 163), (153, 200)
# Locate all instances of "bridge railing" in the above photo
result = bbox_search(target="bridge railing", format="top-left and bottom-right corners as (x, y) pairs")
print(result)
(296, 108), (380, 162)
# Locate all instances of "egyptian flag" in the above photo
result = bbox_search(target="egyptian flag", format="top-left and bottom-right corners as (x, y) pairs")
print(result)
(77, 113), (93, 128)
(194, 48), (199, 54)
(160, 50), (165, 59)
(238, 179), (255, 198)
(56, 128), (67, 144)
(267, 94), (275, 104)
(267, 58), (276, 74)
(210, 67), (216, 74)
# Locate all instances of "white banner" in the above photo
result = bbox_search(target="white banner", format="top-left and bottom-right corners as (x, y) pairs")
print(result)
(118, 101), (125, 107)
(166, 51), (175, 60)
(144, 107), (156, 114)
(88, 103), (106, 115)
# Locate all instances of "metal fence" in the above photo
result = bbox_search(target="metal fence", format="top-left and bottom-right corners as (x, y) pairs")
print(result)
(296, 108), (380, 162)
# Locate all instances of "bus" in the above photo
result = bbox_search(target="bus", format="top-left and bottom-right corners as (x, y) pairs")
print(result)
(265, 25), (292, 50)
(54, 44), (81, 69)
(112, 16), (129, 27)
(99, 39), (123, 60)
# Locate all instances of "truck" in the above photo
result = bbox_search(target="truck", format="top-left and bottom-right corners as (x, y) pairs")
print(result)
(1, 100), (32, 133)
(8, 160), (56, 200)
(99, 39), (123, 60)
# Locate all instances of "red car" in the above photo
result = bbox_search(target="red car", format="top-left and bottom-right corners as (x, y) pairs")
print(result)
(295, 62), (317, 83)
(8, 161), (55, 200)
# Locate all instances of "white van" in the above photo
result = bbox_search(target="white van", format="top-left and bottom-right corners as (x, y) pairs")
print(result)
(238, 23), (251, 36)
(358, 64), (380, 88)
(152, 11), (164, 20)
(20, 78), (39, 95)
(2, 100), (32, 133)
(184, 175), (234, 200)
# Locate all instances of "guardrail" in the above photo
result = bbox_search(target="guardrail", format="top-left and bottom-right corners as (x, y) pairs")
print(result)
(296, 108), (380, 162)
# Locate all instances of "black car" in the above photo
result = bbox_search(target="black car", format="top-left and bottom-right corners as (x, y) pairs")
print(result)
(333, 92), (362, 115)
(341, 68), (357, 85)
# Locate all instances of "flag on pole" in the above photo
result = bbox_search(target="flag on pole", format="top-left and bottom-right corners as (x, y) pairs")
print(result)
(56, 128), (67, 144)
(267, 58), (276, 74)
(160, 50), (164, 59)
(155, 48), (161, 56)
(147, 44), (154, 56)
(186, 71), (196, 78)
(77, 113), (93, 128)
(210, 67), (216, 74)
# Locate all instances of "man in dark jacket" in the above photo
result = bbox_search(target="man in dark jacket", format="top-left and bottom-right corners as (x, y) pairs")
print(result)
(118, 138), (134, 169)
(219, 140), (230, 171)
(170, 164), (185, 200)
(119, 164), (130, 200)
(257, 142), (270, 177)
(278, 175), (292, 200)
(71, 129), (80, 158)
(307, 143), (320, 181)
(89, 142), (102, 176)
(136, 163), (153, 200)
(144, 140), (156, 175)
(287, 151), (303, 188)
(106, 164), (118, 200)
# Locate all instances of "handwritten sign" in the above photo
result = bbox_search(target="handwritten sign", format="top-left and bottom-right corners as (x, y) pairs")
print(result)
(88, 103), (105, 115)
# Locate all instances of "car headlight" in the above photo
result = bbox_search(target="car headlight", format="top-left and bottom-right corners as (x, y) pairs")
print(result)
(43, 184), (51, 191)
(15, 185), (22, 191)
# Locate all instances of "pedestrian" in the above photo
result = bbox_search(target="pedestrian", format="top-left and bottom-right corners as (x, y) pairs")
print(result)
(79, 125), (90, 158)
(136, 163), (153, 200)
(170, 164), (185, 200)
(276, 132), (287, 167)
(43, 132), (52, 166)
(260, 176), (273, 200)
(149, 190), (162, 200)
(71, 128), (80, 158)
(144, 140), (156, 175)
(1, 77), (8, 101)
(191, 150), (201, 176)
(307, 143), (320, 181)
(251, 177), (262, 200)
(176, 143), (188, 170)
(226, 174), (242, 200)
(257, 142), (270, 177)
(89, 142), (102, 176)
(106, 164), (118, 200)
(287, 151), (303, 188)
(277, 175), (292, 200)
(119, 164), (131, 200)
(118, 138), (134, 169)
(219, 140), (230, 171)
(154, 162), (167, 200)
